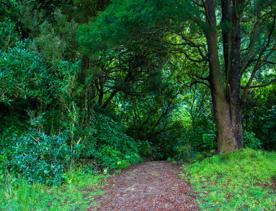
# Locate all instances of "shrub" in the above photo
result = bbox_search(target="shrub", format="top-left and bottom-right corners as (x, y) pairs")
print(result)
(173, 142), (193, 162)
(201, 132), (216, 150)
(9, 130), (76, 185)
(80, 113), (142, 170)
(95, 145), (140, 170)
(0, 41), (49, 104)
(137, 140), (155, 158)
(243, 130), (262, 149)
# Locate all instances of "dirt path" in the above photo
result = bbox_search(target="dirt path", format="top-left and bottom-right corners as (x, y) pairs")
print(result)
(89, 161), (199, 211)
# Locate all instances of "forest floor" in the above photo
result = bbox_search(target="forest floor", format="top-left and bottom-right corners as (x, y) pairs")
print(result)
(89, 161), (199, 211)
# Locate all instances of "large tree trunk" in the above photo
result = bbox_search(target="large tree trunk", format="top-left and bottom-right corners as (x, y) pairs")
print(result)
(207, 32), (242, 153)
(210, 82), (242, 153)
(227, 0), (243, 149)
(204, 0), (243, 153)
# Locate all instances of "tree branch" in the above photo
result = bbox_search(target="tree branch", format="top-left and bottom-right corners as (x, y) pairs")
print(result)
(241, 15), (276, 73)
(241, 15), (276, 102)
(241, 78), (276, 89)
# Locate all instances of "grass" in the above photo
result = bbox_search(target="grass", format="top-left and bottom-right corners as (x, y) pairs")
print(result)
(183, 148), (276, 210)
(0, 168), (107, 210)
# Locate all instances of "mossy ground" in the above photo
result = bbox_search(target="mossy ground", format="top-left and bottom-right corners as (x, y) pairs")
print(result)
(183, 149), (276, 210)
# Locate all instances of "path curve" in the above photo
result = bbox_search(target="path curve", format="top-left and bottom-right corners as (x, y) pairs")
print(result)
(89, 161), (199, 211)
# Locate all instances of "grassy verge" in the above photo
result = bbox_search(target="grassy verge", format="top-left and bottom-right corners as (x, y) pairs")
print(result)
(183, 148), (276, 210)
(0, 168), (107, 210)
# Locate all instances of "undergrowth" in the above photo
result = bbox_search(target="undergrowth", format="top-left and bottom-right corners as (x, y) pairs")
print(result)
(183, 148), (276, 210)
(0, 168), (107, 210)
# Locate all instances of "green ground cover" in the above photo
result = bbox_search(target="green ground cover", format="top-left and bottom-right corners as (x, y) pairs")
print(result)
(183, 149), (276, 210)
(0, 168), (107, 210)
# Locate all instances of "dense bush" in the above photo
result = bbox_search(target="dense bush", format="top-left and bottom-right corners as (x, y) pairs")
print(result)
(1, 110), (142, 184)
(251, 105), (276, 150)
(96, 145), (140, 170)
(0, 41), (49, 104)
(243, 130), (262, 149)
(171, 126), (216, 162)
(137, 140), (156, 158)
(244, 86), (276, 150)
(9, 131), (76, 185)
(80, 113), (142, 170)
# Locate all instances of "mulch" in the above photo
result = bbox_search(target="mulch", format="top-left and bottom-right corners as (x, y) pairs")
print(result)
(88, 161), (199, 211)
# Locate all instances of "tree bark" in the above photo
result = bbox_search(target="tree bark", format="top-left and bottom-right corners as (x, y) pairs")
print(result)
(228, 0), (243, 149)
(204, 0), (243, 153)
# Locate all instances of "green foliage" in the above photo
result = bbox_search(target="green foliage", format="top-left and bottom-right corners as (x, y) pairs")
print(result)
(201, 133), (216, 150)
(77, 0), (193, 52)
(0, 41), (48, 104)
(172, 131), (215, 162)
(0, 168), (106, 210)
(244, 87), (276, 150)
(81, 113), (142, 170)
(96, 145), (138, 170)
(0, 117), (28, 174)
(183, 149), (276, 210)
(168, 88), (217, 160)
(137, 141), (155, 158)
(0, 18), (19, 49)
(173, 141), (193, 162)
(34, 9), (79, 63)
(243, 130), (262, 149)
(9, 131), (76, 185)
(0, 1), (19, 48)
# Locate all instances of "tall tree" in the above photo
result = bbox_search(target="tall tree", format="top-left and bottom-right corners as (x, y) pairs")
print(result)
(203, 0), (244, 152)
(77, 0), (276, 153)
(187, 0), (275, 152)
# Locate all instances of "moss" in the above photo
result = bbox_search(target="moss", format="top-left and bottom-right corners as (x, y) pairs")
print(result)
(183, 149), (276, 210)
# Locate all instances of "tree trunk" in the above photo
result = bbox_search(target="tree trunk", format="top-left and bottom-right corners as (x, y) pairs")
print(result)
(207, 32), (242, 153)
(228, 0), (243, 149)
(210, 83), (242, 153)
(204, 0), (243, 153)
